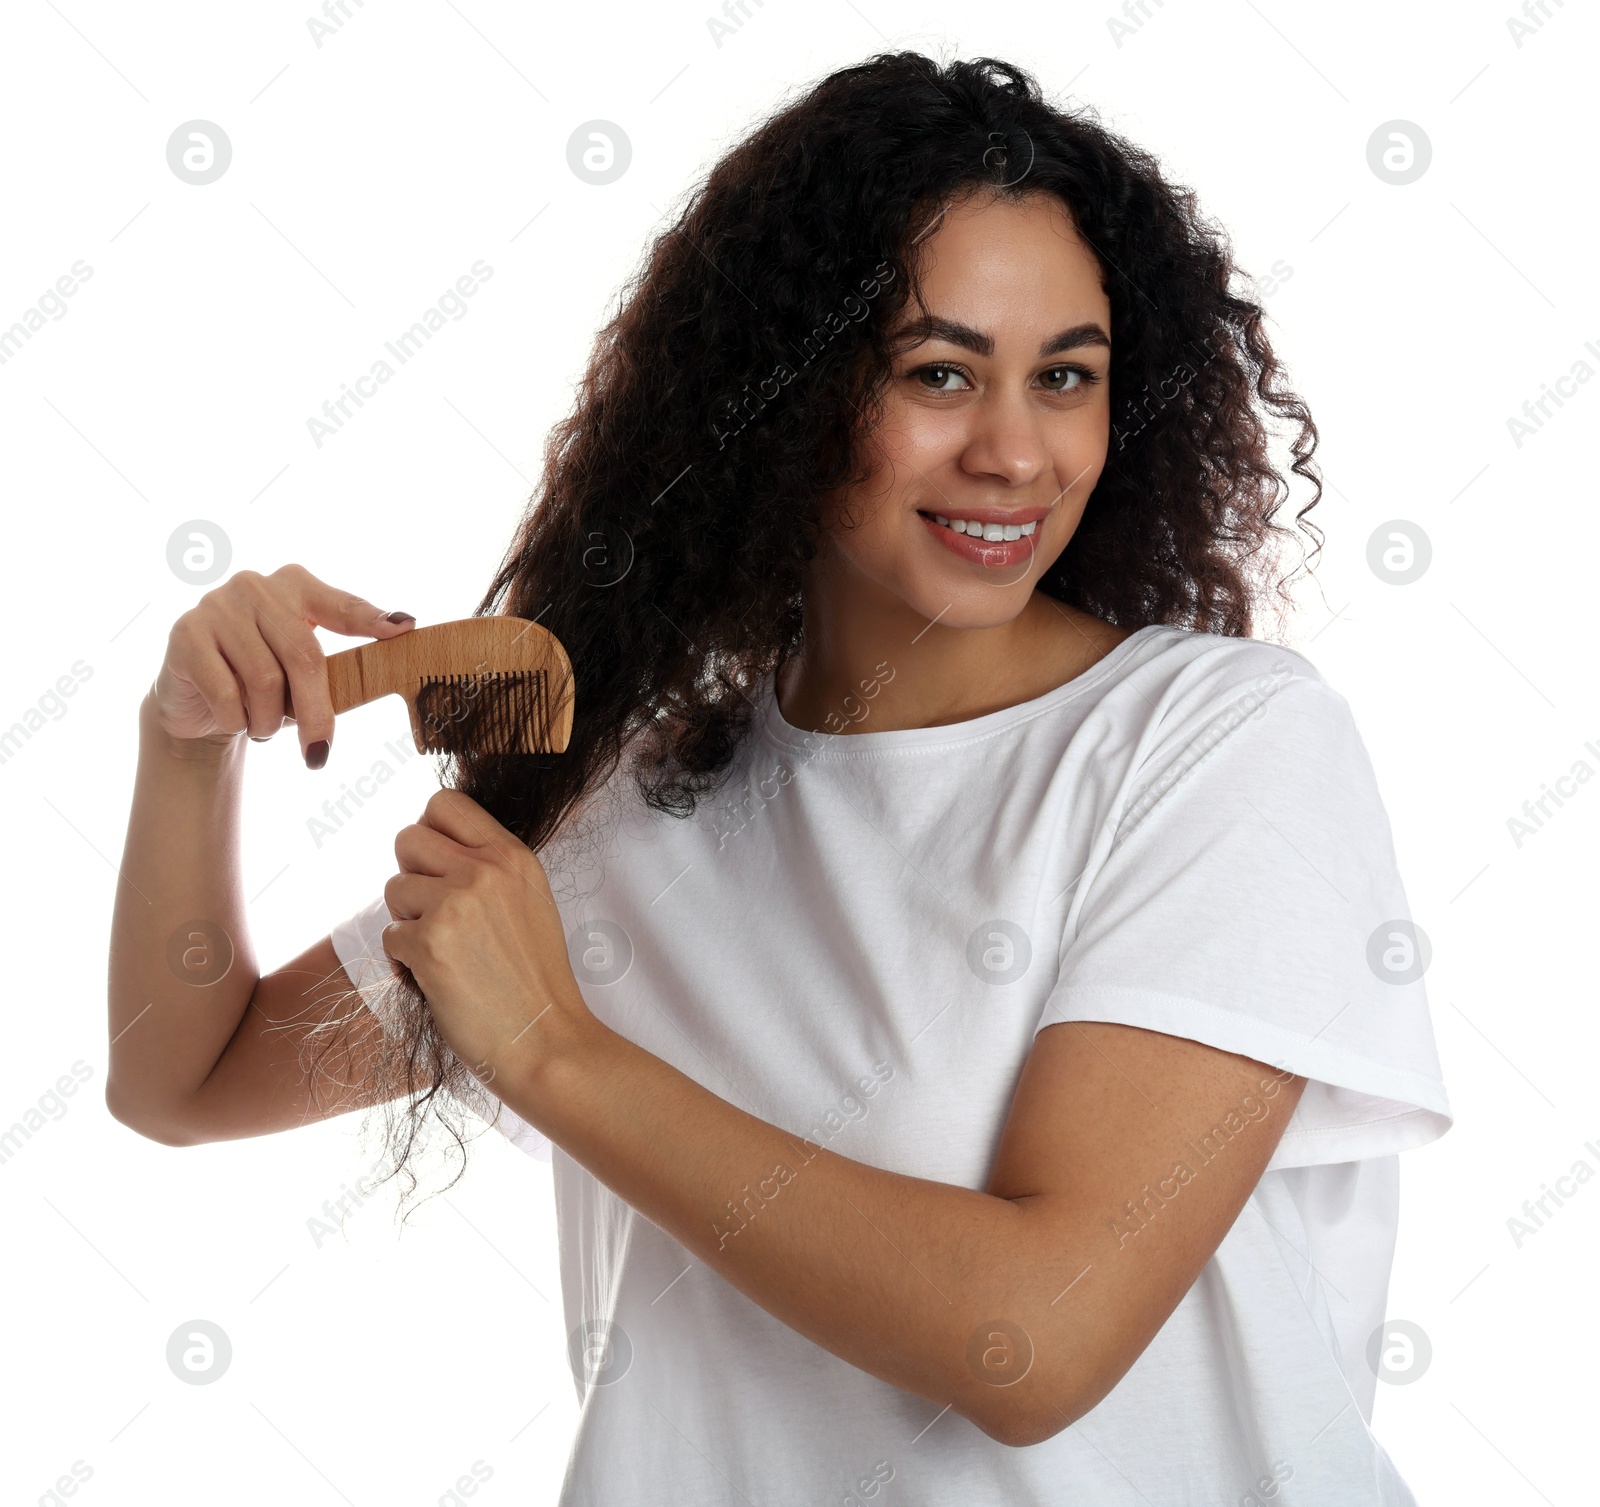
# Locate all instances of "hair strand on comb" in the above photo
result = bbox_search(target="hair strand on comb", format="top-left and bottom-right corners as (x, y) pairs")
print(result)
(413, 668), (552, 756)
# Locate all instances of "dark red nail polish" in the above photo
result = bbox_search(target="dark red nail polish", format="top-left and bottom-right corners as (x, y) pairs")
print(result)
(385, 611), (416, 625)
(305, 739), (329, 770)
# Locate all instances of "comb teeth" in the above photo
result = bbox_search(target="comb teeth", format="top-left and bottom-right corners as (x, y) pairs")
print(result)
(413, 669), (552, 755)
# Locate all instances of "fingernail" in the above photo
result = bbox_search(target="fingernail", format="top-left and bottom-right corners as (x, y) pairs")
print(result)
(249, 735), (271, 743)
(385, 611), (416, 625)
(305, 739), (330, 770)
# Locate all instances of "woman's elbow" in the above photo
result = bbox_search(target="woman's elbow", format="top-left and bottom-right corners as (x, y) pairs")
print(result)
(104, 1078), (206, 1147)
(958, 1372), (1087, 1449)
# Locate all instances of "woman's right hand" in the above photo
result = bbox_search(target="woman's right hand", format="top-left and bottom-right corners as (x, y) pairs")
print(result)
(151, 562), (416, 768)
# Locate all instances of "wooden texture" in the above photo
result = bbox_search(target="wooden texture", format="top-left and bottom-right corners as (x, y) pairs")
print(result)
(286, 617), (574, 753)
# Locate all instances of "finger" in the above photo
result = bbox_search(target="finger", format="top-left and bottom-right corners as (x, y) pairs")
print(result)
(253, 607), (333, 762)
(249, 567), (414, 766)
(419, 787), (514, 852)
(212, 613), (292, 742)
(269, 562), (417, 641)
(383, 870), (445, 922)
(394, 821), (469, 878)
(380, 916), (418, 971)
(164, 618), (249, 736)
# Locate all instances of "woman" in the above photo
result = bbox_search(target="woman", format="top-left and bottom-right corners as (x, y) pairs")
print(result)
(108, 52), (1451, 1506)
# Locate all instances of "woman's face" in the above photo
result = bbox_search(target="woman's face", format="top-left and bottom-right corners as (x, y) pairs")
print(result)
(819, 189), (1113, 630)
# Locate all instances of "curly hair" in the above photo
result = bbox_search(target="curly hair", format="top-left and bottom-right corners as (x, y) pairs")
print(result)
(338, 49), (1324, 1213)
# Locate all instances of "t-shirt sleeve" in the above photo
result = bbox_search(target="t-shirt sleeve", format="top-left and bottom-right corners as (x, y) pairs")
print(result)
(329, 895), (406, 1041)
(1034, 664), (1452, 1171)
(327, 895), (553, 1163)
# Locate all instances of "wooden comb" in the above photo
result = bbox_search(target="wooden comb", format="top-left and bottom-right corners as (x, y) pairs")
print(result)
(284, 617), (574, 755)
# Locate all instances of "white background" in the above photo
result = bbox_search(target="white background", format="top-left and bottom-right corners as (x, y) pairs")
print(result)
(1, 1), (1595, 1503)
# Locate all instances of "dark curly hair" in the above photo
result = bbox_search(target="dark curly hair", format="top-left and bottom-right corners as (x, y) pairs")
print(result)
(332, 48), (1324, 1213)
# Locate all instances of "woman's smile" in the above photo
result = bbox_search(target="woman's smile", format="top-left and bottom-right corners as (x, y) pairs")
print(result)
(917, 505), (1047, 569)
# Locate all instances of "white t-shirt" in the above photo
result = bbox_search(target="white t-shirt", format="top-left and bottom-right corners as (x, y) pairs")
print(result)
(331, 622), (1451, 1506)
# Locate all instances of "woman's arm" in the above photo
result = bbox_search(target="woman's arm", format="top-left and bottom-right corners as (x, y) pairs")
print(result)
(105, 691), (256, 1138)
(381, 788), (1309, 1448)
(516, 1009), (1303, 1447)
(106, 566), (414, 1142)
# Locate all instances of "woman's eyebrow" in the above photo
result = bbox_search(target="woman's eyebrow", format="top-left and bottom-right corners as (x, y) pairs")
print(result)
(888, 314), (1111, 359)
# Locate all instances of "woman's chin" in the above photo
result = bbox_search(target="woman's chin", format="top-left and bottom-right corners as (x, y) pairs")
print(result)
(891, 576), (1038, 633)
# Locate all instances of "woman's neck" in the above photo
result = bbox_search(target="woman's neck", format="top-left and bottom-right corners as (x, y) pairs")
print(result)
(775, 548), (1133, 736)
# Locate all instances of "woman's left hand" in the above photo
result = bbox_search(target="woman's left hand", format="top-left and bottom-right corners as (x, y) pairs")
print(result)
(380, 788), (596, 1089)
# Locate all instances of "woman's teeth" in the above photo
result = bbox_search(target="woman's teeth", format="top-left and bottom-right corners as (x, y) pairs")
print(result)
(931, 515), (1038, 542)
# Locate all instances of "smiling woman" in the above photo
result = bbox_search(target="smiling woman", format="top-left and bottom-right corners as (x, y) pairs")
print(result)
(108, 49), (1450, 1507)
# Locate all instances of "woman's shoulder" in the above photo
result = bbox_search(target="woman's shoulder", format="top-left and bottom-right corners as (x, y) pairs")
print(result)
(1064, 619), (1366, 775)
(1096, 619), (1333, 705)
(1038, 601), (1323, 697)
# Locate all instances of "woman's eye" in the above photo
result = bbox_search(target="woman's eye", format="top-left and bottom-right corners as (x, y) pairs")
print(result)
(1040, 366), (1093, 392)
(910, 362), (1099, 394)
(913, 363), (971, 391)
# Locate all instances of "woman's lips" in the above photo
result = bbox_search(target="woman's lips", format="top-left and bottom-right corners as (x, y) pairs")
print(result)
(918, 511), (1040, 570)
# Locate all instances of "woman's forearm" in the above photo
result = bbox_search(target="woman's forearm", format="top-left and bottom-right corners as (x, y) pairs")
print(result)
(383, 785), (1307, 1450)
(105, 692), (258, 1132)
(502, 1018), (1079, 1443)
